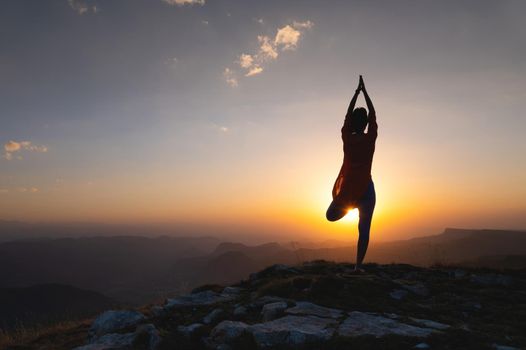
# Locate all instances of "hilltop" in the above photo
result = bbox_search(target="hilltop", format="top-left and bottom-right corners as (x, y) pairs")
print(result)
(6, 261), (525, 350)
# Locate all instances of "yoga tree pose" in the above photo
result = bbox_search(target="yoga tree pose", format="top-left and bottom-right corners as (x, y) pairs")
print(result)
(326, 75), (377, 272)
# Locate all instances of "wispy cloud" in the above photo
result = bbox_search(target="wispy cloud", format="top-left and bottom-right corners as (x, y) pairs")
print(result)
(162, 0), (205, 6)
(3, 140), (48, 160)
(223, 68), (238, 87)
(0, 187), (40, 194)
(223, 21), (313, 86)
(16, 187), (39, 193)
(67, 0), (98, 15)
(245, 66), (263, 77)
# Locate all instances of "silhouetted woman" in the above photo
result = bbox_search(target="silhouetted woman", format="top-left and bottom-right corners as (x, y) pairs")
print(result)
(326, 75), (377, 272)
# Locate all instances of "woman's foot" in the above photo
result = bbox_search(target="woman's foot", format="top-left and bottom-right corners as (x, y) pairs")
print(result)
(353, 266), (365, 274)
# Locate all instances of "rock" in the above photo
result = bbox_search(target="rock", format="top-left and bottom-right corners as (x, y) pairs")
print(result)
(471, 274), (512, 287)
(285, 301), (344, 319)
(492, 344), (520, 350)
(463, 301), (482, 311)
(249, 315), (338, 348)
(150, 305), (164, 317)
(165, 290), (238, 309)
(73, 346), (109, 350)
(390, 289), (409, 300)
(414, 342), (430, 349)
(261, 301), (288, 321)
(253, 295), (288, 304)
(409, 317), (450, 330)
(249, 295), (291, 309)
(216, 345), (233, 350)
(177, 323), (204, 338)
(136, 323), (161, 350)
(338, 312), (436, 338)
(88, 310), (145, 340)
(233, 305), (247, 317)
(268, 264), (300, 274)
(250, 264), (299, 282)
(401, 283), (429, 296)
(210, 320), (250, 344)
(76, 332), (136, 350)
(204, 308), (226, 325)
(453, 269), (467, 279)
(79, 323), (160, 350)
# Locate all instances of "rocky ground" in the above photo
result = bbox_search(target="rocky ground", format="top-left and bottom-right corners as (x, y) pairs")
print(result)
(7, 261), (526, 350)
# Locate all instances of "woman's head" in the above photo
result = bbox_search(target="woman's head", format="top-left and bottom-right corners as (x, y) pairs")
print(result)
(350, 107), (368, 133)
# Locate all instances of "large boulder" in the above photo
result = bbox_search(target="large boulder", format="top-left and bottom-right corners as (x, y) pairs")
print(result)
(249, 315), (338, 348)
(249, 295), (291, 308)
(409, 317), (450, 330)
(285, 301), (343, 319)
(470, 273), (512, 287)
(233, 305), (248, 317)
(203, 308), (226, 325)
(338, 312), (436, 338)
(177, 323), (204, 338)
(88, 310), (145, 340)
(77, 323), (160, 350)
(210, 320), (250, 344)
(76, 333), (136, 350)
(261, 301), (288, 321)
(389, 289), (409, 300)
(135, 324), (161, 350)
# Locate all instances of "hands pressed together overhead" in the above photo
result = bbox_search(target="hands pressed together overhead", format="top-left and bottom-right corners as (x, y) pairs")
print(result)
(356, 75), (367, 93)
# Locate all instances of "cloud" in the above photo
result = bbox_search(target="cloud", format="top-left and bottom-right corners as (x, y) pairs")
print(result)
(15, 187), (39, 193)
(3, 140), (48, 160)
(274, 25), (301, 50)
(239, 54), (254, 69)
(223, 20), (312, 86)
(223, 68), (238, 87)
(245, 66), (263, 77)
(67, 0), (98, 15)
(4, 141), (21, 152)
(163, 0), (205, 6)
(258, 36), (278, 60)
(292, 20), (314, 29)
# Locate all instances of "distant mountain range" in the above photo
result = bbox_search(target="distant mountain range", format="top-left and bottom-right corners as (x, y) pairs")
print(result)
(0, 235), (220, 304)
(0, 284), (115, 331)
(1, 227), (525, 332)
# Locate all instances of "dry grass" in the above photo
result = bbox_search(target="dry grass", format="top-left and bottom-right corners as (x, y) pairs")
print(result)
(0, 319), (90, 350)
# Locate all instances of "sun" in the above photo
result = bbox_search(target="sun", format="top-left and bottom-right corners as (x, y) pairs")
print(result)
(343, 208), (359, 222)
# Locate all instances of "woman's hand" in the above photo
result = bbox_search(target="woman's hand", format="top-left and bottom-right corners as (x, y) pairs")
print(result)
(359, 75), (365, 92)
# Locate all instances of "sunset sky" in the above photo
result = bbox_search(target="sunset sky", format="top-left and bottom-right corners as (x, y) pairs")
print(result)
(1, 0), (525, 242)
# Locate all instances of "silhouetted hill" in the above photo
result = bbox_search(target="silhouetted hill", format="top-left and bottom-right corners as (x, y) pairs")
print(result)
(460, 254), (526, 269)
(203, 251), (260, 284)
(0, 284), (115, 331)
(370, 228), (526, 266)
(0, 236), (220, 304)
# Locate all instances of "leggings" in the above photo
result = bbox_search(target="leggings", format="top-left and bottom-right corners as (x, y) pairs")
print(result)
(326, 181), (376, 265)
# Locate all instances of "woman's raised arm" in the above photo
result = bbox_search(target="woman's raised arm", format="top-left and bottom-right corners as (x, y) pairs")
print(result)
(361, 76), (377, 134)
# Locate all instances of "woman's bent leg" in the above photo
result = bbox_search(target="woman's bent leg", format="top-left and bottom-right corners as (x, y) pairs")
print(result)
(356, 182), (376, 268)
(326, 201), (347, 222)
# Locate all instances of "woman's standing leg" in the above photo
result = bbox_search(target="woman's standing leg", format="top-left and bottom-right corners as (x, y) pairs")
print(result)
(356, 182), (376, 270)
